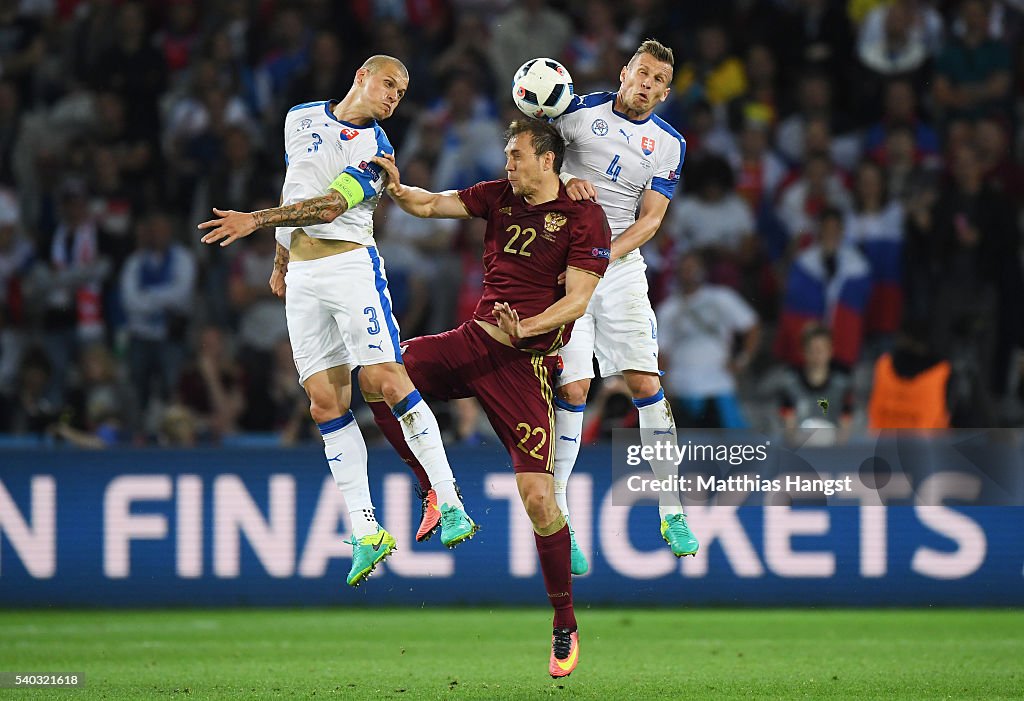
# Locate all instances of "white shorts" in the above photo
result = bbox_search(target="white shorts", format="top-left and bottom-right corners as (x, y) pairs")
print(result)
(285, 246), (403, 385)
(558, 253), (660, 386)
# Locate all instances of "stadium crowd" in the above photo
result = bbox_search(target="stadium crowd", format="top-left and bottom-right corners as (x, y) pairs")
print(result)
(0, 0), (1021, 446)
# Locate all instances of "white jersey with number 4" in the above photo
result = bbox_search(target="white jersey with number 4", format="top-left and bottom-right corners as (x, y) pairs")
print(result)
(554, 92), (685, 241)
(552, 92), (687, 382)
(276, 100), (393, 249)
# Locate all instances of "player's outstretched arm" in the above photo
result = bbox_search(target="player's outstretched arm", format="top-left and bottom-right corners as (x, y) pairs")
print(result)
(197, 192), (349, 247)
(371, 154), (471, 219)
(608, 189), (670, 260)
(493, 267), (600, 339)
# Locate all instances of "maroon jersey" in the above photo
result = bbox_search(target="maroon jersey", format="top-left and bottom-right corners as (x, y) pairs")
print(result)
(457, 179), (611, 352)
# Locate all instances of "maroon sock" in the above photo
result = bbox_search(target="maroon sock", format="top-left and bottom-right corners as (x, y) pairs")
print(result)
(368, 400), (431, 492)
(534, 523), (576, 630)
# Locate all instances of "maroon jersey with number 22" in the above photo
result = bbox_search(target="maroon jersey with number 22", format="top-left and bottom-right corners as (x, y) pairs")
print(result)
(457, 179), (612, 353)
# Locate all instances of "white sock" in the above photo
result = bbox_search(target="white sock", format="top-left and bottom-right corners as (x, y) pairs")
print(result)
(635, 389), (684, 520)
(553, 399), (586, 519)
(319, 412), (378, 538)
(393, 390), (463, 510)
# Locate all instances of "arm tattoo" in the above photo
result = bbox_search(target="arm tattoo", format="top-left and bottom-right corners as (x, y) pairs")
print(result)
(273, 243), (289, 271)
(252, 192), (347, 229)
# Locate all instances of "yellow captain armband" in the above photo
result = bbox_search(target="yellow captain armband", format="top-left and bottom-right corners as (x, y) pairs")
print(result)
(328, 172), (366, 209)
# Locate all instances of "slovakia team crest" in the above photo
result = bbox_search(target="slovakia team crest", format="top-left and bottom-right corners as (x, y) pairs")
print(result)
(340, 127), (359, 141)
(641, 136), (655, 155)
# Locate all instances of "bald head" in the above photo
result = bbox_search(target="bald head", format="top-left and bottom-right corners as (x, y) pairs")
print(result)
(360, 55), (409, 81)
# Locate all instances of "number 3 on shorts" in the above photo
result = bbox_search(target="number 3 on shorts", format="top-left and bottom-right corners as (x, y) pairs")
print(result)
(364, 306), (380, 335)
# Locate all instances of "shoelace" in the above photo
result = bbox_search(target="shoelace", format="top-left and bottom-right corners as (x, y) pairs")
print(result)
(665, 514), (690, 535)
(440, 506), (464, 527)
(552, 629), (573, 660)
(343, 535), (360, 547)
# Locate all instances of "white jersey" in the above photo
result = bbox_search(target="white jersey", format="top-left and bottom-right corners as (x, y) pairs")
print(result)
(276, 100), (392, 249)
(554, 92), (685, 241)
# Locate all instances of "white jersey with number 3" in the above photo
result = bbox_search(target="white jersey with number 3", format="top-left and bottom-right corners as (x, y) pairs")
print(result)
(276, 100), (393, 249)
(554, 92), (685, 240)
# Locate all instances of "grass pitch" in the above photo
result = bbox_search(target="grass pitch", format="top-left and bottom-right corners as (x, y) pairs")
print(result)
(1, 608), (1021, 699)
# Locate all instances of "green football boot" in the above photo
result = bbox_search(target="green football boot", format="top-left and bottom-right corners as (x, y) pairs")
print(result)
(345, 528), (397, 587)
(661, 513), (699, 557)
(439, 504), (478, 549)
(569, 523), (589, 575)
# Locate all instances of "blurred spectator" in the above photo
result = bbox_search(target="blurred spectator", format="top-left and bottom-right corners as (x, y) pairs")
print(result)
(176, 325), (245, 442)
(804, 114), (862, 172)
(0, 347), (57, 435)
(490, 0), (572, 89)
(777, 153), (853, 248)
(845, 160), (904, 340)
(974, 116), (1024, 200)
(867, 324), (951, 429)
(729, 118), (787, 211)
(402, 73), (504, 191)
(0, 80), (22, 184)
(656, 252), (760, 429)
(432, 14), (498, 96)
(227, 224), (288, 356)
(25, 179), (110, 399)
(775, 71), (856, 167)
(120, 211), (196, 413)
(285, 31), (349, 109)
(783, 0), (855, 89)
(93, 3), (166, 134)
(0, 0), (45, 103)
(666, 155), (755, 289)
(91, 91), (155, 188)
(238, 336), (310, 442)
(157, 0), (201, 80)
(775, 207), (871, 370)
(257, 7), (311, 102)
(856, 0), (942, 104)
(0, 188), (31, 386)
(681, 99), (736, 161)
(904, 144), (1021, 412)
(52, 342), (136, 447)
(879, 124), (939, 204)
(561, 0), (618, 92)
(674, 23), (747, 110)
(778, 324), (854, 447)
(727, 42), (781, 130)
(933, 0), (1012, 120)
(157, 403), (198, 447)
(863, 78), (941, 166)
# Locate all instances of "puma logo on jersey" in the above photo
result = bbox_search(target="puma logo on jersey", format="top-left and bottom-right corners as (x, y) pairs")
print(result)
(499, 206), (512, 215)
(368, 341), (384, 352)
(619, 128), (633, 143)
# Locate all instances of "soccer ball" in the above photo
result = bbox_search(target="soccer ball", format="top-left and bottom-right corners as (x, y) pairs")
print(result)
(511, 58), (574, 119)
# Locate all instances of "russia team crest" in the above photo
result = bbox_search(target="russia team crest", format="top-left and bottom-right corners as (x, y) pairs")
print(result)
(641, 136), (655, 155)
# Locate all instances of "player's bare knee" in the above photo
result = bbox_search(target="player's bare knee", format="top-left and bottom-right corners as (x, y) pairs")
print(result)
(625, 372), (661, 400)
(522, 488), (556, 526)
(306, 387), (344, 425)
(361, 363), (412, 405)
(558, 379), (590, 406)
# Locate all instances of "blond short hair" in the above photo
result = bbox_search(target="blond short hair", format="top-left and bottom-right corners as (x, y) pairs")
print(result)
(631, 39), (675, 69)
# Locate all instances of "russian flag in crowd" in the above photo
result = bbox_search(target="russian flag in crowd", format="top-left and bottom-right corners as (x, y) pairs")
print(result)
(845, 204), (904, 335)
(775, 245), (873, 368)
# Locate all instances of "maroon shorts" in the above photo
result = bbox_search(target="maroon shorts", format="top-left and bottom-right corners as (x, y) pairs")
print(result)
(400, 321), (559, 474)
